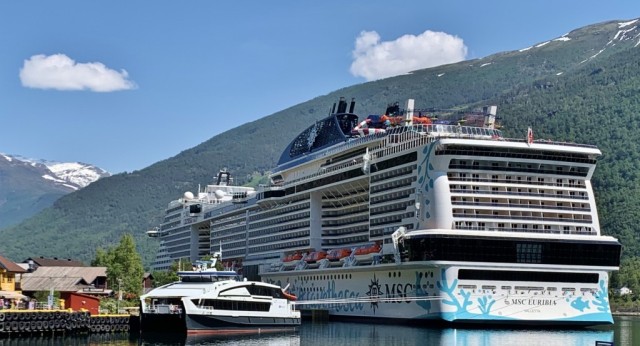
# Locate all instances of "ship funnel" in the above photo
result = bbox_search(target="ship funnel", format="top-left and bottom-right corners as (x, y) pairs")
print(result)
(385, 102), (400, 116)
(482, 105), (498, 129)
(405, 99), (415, 126)
(337, 97), (347, 113)
(216, 169), (231, 185)
(483, 105), (497, 116)
(349, 98), (356, 113)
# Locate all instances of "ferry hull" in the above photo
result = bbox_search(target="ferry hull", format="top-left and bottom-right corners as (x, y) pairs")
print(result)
(185, 314), (300, 334)
(140, 312), (185, 332)
(262, 262), (614, 326)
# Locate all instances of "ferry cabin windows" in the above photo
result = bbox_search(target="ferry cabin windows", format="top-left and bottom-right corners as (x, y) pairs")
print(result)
(195, 299), (271, 312)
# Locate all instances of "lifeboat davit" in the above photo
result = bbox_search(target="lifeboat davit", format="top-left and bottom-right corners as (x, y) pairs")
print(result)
(282, 252), (303, 269)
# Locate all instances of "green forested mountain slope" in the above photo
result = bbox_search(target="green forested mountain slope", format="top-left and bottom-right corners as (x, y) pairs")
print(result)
(0, 158), (69, 229)
(1, 19), (639, 267)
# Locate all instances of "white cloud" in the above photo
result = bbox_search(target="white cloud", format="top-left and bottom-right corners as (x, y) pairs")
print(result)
(350, 30), (467, 81)
(20, 54), (136, 92)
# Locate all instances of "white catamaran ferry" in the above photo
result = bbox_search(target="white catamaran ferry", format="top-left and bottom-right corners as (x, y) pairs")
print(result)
(151, 97), (621, 325)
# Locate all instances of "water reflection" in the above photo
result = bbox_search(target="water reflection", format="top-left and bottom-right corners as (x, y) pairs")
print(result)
(442, 328), (613, 346)
(136, 322), (614, 346)
(139, 331), (300, 346)
(1, 319), (629, 346)
(0, 332), (133, 346)
(300, 322), (613, 346)
(612, 315), (640, 346)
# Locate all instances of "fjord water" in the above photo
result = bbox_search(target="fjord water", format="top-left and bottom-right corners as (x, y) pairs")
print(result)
(5, 316), (640, 345)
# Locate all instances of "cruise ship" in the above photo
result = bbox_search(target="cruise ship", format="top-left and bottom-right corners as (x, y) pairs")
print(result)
(151, 97), (621, 325)
(149, 170), (256, 271)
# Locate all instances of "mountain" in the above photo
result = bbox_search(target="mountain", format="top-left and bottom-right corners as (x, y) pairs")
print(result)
(0, 153), (110, 228)
(0, 18), (639, 267)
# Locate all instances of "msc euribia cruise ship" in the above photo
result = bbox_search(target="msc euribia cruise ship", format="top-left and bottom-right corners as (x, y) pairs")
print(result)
(150, 97), (621, 325)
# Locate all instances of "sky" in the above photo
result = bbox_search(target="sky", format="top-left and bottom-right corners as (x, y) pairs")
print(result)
(1, 1), (639, 174)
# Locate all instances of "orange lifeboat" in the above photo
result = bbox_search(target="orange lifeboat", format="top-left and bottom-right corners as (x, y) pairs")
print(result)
(283, 252), (303, 262)
(303, 250), (327, 264)
(353, 246), (368, 256)
(354, 243), (381, 256)
(381, 114), (432, 126)
(326, 248), (351, 261)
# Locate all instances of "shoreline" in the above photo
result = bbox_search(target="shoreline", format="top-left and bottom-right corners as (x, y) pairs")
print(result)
(613, 311), (640, 316)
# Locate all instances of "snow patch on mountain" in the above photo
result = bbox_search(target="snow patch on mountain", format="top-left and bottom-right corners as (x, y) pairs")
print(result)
(47, 162), (108, 188)
(619, 19), (638, 28)
(0, 152), (110, 189)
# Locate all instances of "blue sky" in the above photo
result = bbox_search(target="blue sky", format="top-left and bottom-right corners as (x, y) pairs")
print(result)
(1, 1), (638, 173)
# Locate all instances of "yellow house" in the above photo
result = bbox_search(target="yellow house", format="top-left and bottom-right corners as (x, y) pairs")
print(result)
(0, 254), (27, 299)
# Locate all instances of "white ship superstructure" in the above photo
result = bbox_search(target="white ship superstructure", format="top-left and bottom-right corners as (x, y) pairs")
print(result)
(151, 170), (256, 271)
(151, 98), (621, 325)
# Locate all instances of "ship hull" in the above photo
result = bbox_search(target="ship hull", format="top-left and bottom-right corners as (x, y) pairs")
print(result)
(185, 313), (299, 334)
(140, 312), (185, 332)
(262, 261), (613, 326)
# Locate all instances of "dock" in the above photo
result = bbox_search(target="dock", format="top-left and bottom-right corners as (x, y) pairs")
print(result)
(0, 310), (132, 336)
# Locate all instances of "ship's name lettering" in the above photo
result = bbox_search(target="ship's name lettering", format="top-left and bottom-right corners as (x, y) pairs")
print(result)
(508, 299), (557, 306)
(384, 283), (414, 304)
(297, 280), (364, 312)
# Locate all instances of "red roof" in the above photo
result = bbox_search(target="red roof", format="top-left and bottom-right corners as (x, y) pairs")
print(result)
(0, 255), (27, 273)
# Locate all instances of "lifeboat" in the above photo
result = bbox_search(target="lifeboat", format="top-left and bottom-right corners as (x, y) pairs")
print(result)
(303, 250), (327, 264)
(354, 243), (381, 256)
(351, 114), (433, 136)
(326, 248), (351, 261)
(282, 252), (303, 269)
(283, 252), (303, 262)
(350, 243), (382, 265)
(381, 114), (432, 126)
